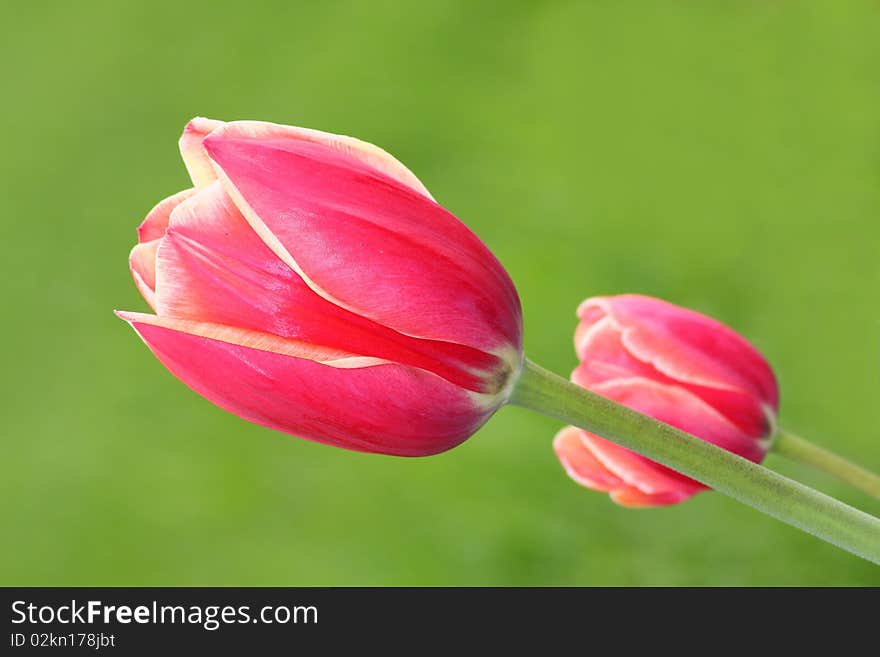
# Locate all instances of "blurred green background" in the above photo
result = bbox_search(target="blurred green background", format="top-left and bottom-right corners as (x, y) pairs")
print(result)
(3, 0), (879, 585)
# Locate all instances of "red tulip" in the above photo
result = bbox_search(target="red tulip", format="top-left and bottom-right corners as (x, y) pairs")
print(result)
(553, 295), (778, 506)
(119, 118), (523, 456)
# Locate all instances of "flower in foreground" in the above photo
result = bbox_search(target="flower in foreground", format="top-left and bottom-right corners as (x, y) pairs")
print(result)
(553, 295), (779, 506)
(119, 118), (523, 456)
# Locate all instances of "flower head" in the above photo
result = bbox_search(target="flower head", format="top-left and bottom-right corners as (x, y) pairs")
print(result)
(554, 295), (778, 506)
(120, 118), (523, 456)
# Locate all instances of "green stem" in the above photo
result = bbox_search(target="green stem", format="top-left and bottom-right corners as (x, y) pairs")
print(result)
(773, 430), (880, 500)
(509, 358), (880, 564)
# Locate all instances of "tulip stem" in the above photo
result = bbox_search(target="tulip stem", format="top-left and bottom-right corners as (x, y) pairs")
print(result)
(509, 358), (880, 564)
(772, 430), (880, 501)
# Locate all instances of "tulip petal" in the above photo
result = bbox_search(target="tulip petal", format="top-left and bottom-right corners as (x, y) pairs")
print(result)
(197, 119), (434, 200)
(575, 309), (773, 436)
(202, 129), (522, 354)
(579, 374), (768, 463)
(129, 239), (160, 310)
(554, 426), (702, 507)
(580, 431), (704, 497)
(130, 189), (197, 312)
(137, 188), (197, 243)
(179, 117), (225, 187)
(583, 295), (778, 409)
(116, 311), (367, 360)
(574, 315), (668, 385)
(553, 426), (621, 491)
(154, 183), (506, 393)
(116, 311), (491, 456)
(578, 295), (778, 436)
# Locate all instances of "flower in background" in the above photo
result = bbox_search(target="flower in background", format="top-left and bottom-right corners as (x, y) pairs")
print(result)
(554, 294), (778, 506)
(119, 118), (522, 456)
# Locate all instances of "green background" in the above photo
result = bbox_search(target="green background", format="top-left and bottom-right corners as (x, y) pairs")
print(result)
(3, 0), (879, 585)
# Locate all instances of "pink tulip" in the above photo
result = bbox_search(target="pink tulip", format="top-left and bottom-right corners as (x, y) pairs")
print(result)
(553, 295), (778, 506)
(119, 118), (523, 456)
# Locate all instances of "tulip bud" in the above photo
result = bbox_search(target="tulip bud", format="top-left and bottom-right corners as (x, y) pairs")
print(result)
(553, 295), (778, 506)
(119, 118), (523, 456)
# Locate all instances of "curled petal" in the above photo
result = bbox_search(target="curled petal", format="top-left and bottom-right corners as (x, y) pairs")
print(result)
(179, 117), (225, 187)
(201, 128), (522, 354)
(573, 315), (666, 386)
(573, 303), (608, 351)
(580, 295), (778, 410)
(129, 239), (160, 310)
(202, 119), (435, 199)
(137, 188), (197, 243)
(130, 188), (198, 312)
(580, 432), (704, 498)
(553, 426), (622, 492)
(554, 427), (702, 507)
(116, 312), (492, 456)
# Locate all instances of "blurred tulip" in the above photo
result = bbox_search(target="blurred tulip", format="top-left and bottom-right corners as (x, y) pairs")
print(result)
(119, 118), (523, 456)
(554, 294), (778, 506)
